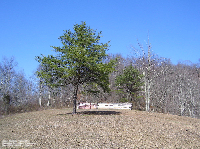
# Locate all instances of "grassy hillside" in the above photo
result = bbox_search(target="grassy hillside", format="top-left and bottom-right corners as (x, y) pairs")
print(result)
(0, 108), (200, 148)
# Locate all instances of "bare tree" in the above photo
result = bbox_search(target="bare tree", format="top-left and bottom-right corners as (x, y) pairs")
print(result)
(0, 57), (17, 114)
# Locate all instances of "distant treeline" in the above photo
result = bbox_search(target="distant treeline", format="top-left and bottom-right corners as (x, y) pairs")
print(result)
(1, 45), (200, 118)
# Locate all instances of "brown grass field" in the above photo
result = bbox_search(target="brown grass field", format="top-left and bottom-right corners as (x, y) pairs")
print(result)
(0, 108), (200, 148)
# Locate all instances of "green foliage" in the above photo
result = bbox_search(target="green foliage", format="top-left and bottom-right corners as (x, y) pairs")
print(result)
(115, 65), (144, 101)
(36, 22), (115, 90)
(36, 22), (115, 113)
(119, 98), (129, 103)
(83, 83), (100, 94)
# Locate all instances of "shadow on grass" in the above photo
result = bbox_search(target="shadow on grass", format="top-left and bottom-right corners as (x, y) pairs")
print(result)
(58, 110), (122, 116)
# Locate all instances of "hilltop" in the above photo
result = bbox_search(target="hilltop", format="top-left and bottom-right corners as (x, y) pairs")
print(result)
(0, 108), (200, 148)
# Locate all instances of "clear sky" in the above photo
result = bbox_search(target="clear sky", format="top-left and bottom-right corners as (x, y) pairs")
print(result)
(1, 0), (200, 77)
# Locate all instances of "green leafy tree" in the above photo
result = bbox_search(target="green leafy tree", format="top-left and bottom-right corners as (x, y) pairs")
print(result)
(36, 22), (115, 113)
(115, 65), (143, 103)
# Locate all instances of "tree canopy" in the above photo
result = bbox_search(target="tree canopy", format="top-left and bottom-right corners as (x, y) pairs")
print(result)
(36, 22), (115, 113)
(115, 65), (143, 102)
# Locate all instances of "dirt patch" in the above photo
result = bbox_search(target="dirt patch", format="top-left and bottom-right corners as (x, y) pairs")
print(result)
(0, 108), (200, 148)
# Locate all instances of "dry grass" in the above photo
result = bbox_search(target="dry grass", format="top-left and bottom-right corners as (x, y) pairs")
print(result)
(0, 108), (200, 148)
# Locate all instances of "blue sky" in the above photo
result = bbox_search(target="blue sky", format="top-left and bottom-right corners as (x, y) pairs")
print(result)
(1, 0), (200, 77)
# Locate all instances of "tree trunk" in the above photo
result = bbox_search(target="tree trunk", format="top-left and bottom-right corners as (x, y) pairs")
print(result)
(73, 84), (79, 114)
(47, 91), (51, 107)
(39, 87), (42, 107)
(39, 80), (42, 107)
(39, 96), (42, 107)
(144, 71), (150, 111)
